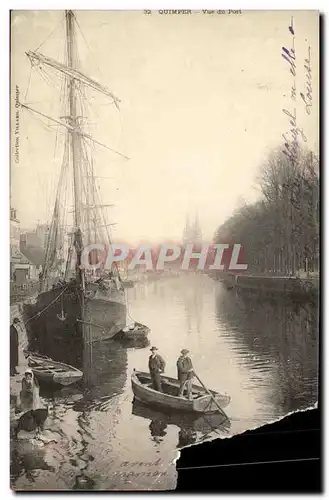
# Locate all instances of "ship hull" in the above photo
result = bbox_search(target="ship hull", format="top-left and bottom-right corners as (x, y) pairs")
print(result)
(23, 282), (127, 367)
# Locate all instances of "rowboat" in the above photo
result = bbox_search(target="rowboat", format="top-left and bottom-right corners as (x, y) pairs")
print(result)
(115, 322), (150, 340)
(131, 370), (230, 414)
(26, 352), (83, 386)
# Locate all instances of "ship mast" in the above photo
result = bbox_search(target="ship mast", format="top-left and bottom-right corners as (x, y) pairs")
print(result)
(66, 10), (84, 285)
(22, 9), (128, 289)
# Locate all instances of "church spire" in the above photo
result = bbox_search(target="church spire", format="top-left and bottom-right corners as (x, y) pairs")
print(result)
(183, 213), (190, 245)
(193, 210), (202, 243)
(183, 211), (202, 245)
(185, 213), (190, 232)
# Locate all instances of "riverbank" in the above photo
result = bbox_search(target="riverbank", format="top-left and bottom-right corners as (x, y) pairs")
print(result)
(210, 272), (319, 298)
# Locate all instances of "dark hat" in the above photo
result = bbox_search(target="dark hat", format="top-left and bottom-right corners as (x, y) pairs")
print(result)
(13, 317), (20, 324)
(181, 349), (189, 355)
(150, 346), (158, 351)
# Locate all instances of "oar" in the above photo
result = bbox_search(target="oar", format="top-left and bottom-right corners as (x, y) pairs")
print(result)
(193, 371), (229, 420)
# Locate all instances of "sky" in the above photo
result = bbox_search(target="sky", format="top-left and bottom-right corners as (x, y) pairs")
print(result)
(10, 10), (319, 244)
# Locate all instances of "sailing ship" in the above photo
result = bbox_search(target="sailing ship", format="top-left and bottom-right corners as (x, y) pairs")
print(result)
(21, 11), (128, 366)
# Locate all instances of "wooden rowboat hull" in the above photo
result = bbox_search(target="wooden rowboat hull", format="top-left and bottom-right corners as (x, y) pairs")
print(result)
(27, 353), (83, 386)
(131, 371), (230, 414)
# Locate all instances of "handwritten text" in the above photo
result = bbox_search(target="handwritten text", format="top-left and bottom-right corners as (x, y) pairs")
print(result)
(300, 46), (312, 115)
(281, 17), (307, 165)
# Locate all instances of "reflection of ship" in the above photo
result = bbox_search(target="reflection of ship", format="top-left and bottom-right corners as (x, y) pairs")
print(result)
(80, 340), (128, 397)
(113, 334), (150, 350)
(21, 10), (128, 365)
(132, 400), (230, 448)
(183, 274), (204, 334)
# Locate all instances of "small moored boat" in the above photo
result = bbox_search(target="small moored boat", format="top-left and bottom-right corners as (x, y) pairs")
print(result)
(116, 322), (150, 340)
(131, 370), (230, 414)
(26, 352), (83, 387)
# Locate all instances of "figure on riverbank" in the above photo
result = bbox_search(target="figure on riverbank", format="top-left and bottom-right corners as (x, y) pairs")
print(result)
(177, 349), (194, 399)
(10, 318), (20, 376)
(18, 369), (40, 412)
(148, 347), (165, 392)
(14, 406), (49, 438)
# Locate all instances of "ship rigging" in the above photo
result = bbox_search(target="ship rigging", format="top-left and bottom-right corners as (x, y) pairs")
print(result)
(22, 10), (129, 366)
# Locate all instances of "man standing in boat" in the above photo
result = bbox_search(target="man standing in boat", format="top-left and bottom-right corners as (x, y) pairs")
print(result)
(148, 346), (165, 392)
(177, 349), (194, 399)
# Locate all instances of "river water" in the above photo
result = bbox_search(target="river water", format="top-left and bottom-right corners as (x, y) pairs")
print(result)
(10, 274), (319, 491)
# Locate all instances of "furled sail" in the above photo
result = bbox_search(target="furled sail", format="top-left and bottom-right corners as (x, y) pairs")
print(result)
(23, 10), (126, 291)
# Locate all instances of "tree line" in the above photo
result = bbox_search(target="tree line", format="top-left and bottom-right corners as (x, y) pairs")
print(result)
(214, 146), (319, 276)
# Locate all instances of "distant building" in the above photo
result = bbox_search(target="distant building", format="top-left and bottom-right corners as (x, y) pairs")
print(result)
(20, 231), (42, 249)
(183, 212), (203, 245)
(12, 251), (42, 284)
(10, 211), (46, 282)
(181, 212), (203, 272)
(10, 221), (45, 283)
(10, 207), (22, 280)
(20, 222), (65, 263)
(19, 223), (53, 251)
(20, 245), (45, 282)
(36, 223), (51, 250)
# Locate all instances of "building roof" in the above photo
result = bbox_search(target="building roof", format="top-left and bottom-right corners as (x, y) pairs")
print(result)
(21, 246), (45, 266)
(10, 247), (27, 263)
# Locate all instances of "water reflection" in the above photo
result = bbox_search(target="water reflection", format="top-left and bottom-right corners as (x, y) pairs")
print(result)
(11, 336), (130, 489)
(113, 336), (150, 350)
(149, 420), (167, 444)
(183, 274), (204, 335)
(178, 429), (197, 449)
(10, 440), (55, 484)
(132, 400), (230, 449)
(29, 339), (129, 402)
(82, 340), (128, 398)
(11, 275), (319, 490)
(215, 287), (319, 413)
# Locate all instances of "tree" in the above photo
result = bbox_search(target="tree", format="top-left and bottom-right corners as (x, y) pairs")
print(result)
(214, 146), (319, 275)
